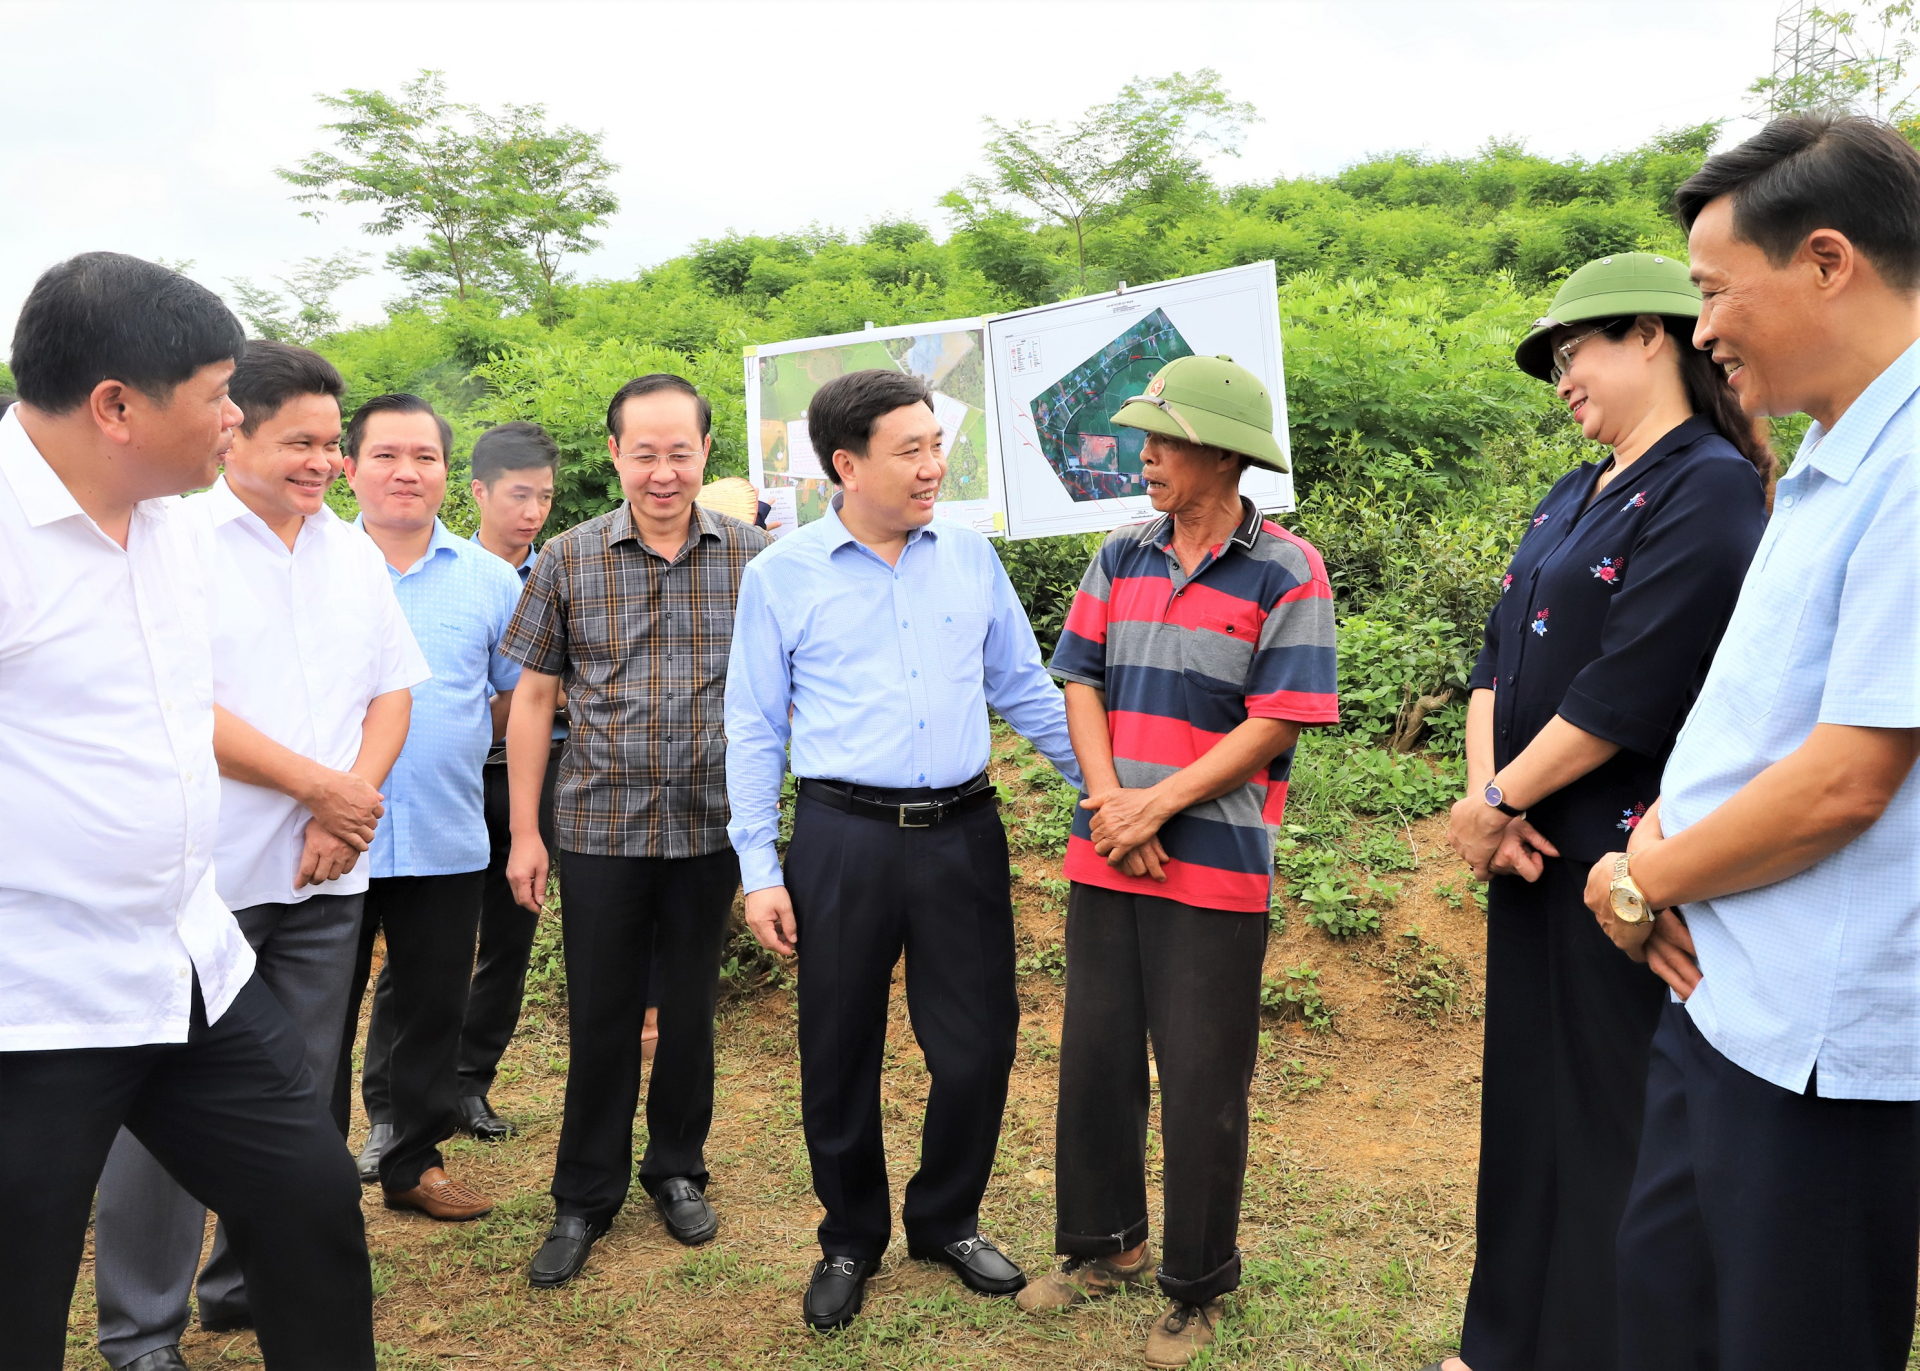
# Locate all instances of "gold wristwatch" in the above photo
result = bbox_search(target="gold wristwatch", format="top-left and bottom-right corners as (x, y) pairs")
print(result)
(1609, 853), (1651, 924)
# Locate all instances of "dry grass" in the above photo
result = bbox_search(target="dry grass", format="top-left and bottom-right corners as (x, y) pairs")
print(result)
(65, 738), (1494, 1370)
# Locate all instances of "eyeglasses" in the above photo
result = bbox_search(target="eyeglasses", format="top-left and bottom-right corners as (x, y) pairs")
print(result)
(1549, 327), (1609, 384)
(615, 450), (702, 469)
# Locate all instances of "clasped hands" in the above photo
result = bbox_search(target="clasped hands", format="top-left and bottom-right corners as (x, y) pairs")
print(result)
(295, 765), (386, 889)
(1581, 818), (1700, 1001)
(1446, 792), (1558, 883)
(1080, 786), (1171, 881)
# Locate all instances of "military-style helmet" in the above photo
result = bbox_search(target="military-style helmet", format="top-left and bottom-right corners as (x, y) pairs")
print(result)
(1515, 251), (1702, 382)
(1111, 354), (1289, 473)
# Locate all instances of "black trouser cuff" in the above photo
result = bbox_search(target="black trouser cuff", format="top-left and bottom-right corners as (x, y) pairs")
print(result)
(1055, 1217), (1150, 1258)
(1158, 1249), (1241, 1304)
(638, 1170), (710, 1197)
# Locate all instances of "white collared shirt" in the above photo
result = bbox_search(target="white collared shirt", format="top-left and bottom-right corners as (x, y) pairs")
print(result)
(186, 476), (429, 912)
(0, 408), (255, 1049)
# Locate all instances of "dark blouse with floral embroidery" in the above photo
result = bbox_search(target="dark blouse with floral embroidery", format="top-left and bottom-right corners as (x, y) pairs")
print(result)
(1467, 415), (1768, 862)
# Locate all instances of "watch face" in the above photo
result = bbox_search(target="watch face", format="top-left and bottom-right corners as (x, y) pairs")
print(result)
(1484, 783), (1504, 807)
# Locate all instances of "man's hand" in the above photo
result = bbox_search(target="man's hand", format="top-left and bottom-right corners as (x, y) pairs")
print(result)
(1083, 787), (1170, 858)
(507, 833), (550, 913)
(1585, 849), (1654, 961)
(1488, 817), (1559, 883)
(295, 820), (360, 890)
(1108, 835), (1170, 881)
(300, 767), (384, 849)
(745, 885), (798, 956)
(1447, 792), (1510, 880)
(1645, 909), (1700, 999)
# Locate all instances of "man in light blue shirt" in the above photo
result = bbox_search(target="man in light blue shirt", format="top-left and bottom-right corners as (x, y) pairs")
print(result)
(726, 369), (1081, 1332)
(330, 394), (524, 1224)
(1579, 116), (1920, 1371)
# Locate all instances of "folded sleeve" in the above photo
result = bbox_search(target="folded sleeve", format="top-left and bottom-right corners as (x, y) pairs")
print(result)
(1821, 458), (1920, 729)
(1047, 536), (1115, 690)
(1559, 455), (1766, 755)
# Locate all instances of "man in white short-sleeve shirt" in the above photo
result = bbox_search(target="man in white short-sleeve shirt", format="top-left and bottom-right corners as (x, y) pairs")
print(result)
(90, 342), (426, 1368)
(0, 253), (375, 1371)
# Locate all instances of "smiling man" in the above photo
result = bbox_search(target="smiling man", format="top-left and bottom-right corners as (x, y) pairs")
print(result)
(330, 394), (524, 1225)
(725, 369), (1081, 1333)
(90, 343), (426, 1370)
(1575, 116), (1920, 1371)
(502, 374), (767, 1290)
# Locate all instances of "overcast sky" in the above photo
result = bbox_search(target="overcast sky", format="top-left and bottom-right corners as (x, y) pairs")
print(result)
(1, 0), (1781, 337)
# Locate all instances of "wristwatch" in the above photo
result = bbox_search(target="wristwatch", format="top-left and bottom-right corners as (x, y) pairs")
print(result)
(1609, 853), (1651, 924)
(1483, 781), (1522, 817)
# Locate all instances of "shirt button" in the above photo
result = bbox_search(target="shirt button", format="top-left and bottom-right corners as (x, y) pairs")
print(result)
(918, 774), (926, 782)
(919, 720), (926, 729)
(911, 670), (918, 678)
(1782, 494), (1795, 508)
(901, 620), (909, 627)
(177, 967), (189, 980)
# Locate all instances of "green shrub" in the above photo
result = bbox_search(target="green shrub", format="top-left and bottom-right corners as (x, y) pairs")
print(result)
(1261, 964), (1335, 1032)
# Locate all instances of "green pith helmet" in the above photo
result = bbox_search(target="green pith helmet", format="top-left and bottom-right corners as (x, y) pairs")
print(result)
(1111, 354), (1289, 473)
(1515, 251), (1701, 381)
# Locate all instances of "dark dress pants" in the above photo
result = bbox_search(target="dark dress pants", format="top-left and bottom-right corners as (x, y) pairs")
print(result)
(1617, 1001), (1920, 1371)
(785, 791), (1019, 1261)
(333, 871), (484, 1191)
(1460, 858), (1666, 1371)
(0, 975), (374, 1371)
(550, 846), (737, 1222)
(1053, 883), (1267, 1305)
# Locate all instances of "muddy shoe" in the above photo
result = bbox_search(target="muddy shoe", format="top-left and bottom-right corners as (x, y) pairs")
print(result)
(1144, 1299), (1224, 1368)
(1015, 1245), (1155, 1313)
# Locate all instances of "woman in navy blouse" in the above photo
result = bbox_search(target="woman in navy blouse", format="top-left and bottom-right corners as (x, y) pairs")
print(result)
(1433, 253), (1772, 1371)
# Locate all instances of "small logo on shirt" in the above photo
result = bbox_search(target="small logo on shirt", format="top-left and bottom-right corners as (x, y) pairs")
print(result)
(1529, 609), (1550, 637)
(1618, 801), (1647, 833)
(1590, 556), (1624, 584)
(1622, 490), (1647, 511)
(1531, 513), (1551, 528)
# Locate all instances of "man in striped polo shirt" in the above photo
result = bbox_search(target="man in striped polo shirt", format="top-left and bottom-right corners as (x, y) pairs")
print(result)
(1020, 355), (1338, 1368)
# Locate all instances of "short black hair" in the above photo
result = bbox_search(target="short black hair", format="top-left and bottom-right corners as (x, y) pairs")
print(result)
(806, 369), (934, 486)
(342, 393), (451, 460)
(229, 340), (344, 436)
(1675, 114), (1920, 291)
(471, 420), (559, 486)
(9, 252), (247, 414)
(606, 373), (711, 443)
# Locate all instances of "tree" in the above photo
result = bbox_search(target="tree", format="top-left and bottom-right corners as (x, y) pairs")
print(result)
(226, 250), (372, 343)
(483, 104), (620, 326)
(1750, 2), (1919, 125)
(954, 70), (1257, 293)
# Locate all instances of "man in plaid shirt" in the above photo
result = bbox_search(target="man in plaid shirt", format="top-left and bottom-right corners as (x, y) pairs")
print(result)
(499, 374), (768, 1289)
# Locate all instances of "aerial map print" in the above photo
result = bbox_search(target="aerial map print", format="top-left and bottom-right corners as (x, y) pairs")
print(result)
(1029, 308), (1194, 501)
(757, 329), (989, 525)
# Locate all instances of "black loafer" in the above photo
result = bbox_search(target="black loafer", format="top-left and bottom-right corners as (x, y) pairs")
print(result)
(456, 1094), (516, 1140)
(909, 1233), (1026, 1296)
(121, 1349), (190, 1371)
(355, 1122), (392, 1186)
(804, 1255), (874, 1331)
(652, 1176), (718, 1246)
(528, 1214), (608, 1288)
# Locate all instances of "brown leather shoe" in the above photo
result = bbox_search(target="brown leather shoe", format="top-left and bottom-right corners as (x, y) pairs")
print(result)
(1015, 1245), (1155, 1313)
(1144, 1298), (1224, 1367)
(383, 1166), (494, 1221)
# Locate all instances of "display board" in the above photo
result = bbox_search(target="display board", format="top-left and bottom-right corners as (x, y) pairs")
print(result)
(985, 261), (1293, 540)
(744, 318), (1002, 536)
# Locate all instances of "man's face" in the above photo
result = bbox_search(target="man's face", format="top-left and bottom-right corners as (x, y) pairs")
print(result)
(1690, 195), (1812, 419)
(472, 465), (555, 552)
(345, 410), (447, 534)
(1141, 432), (1239, 513)
(608, 391), (710, 525)
(122, 360), (243, 499)
(836, 401), (944, 533)
(224, 392), (343, 525)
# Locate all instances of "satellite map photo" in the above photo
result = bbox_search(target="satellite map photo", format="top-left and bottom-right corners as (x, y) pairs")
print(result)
(1029, 307), (1194, 501)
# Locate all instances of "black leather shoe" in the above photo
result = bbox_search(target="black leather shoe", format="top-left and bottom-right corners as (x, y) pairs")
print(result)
(803, 1255), (874, 1331)
(909, 1233), (1026, 1296)
(652, 1176), (719, 1245)
(528, 1214), (608, 1289)
(121, 1348), (190, 1371)
(355, 1121), (392, 1185)
(456, 1094), (516, 1140)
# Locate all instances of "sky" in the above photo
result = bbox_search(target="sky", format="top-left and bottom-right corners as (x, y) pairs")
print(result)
(0, 0), (1783, 337)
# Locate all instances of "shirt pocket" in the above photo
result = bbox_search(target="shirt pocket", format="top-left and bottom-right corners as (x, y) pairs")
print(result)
(1703, 586), (1810, 728)
(936, 609), (992, 683)
(1182, 612), (1255, 694)
(698, 610), (734, 690)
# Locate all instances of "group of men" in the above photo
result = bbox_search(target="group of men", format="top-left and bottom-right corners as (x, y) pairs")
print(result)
(7, 108), (1920, 1371)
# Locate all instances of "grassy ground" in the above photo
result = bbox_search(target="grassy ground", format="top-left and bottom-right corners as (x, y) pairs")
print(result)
(66, 734), (1496, 1370)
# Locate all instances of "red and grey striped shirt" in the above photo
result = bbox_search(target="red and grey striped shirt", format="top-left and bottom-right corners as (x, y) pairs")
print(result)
(1048, 500), (1339, 912)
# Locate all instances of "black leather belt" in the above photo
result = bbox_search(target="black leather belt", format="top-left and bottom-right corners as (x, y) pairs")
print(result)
(797, 773), (996, 829)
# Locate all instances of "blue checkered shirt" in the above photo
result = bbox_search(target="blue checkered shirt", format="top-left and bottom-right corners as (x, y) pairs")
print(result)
(1662, 338), (1920, 1100)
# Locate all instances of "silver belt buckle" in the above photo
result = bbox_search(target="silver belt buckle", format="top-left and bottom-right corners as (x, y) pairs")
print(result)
(898, 801), (940, 828)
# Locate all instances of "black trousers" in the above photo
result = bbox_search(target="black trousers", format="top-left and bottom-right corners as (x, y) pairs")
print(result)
(550, 846), (737, 1223)
(1461, 859), (1666, 1371)
(1053, 883), (1267, 1305)
(0, 975), (373, 1371)
(334, 870), (485, 1191)
(1618, 1001), (1920, 1371)
(454, 746), (561, 1096)
(786, 790), (1018, 1261)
